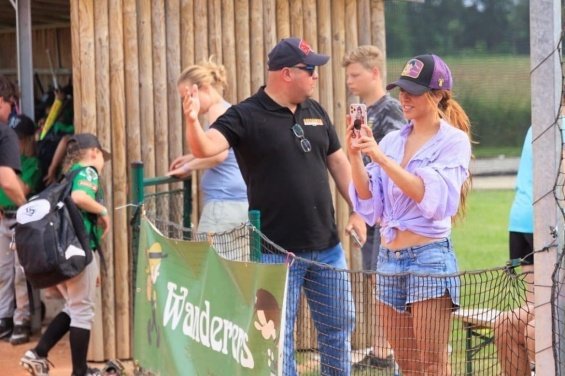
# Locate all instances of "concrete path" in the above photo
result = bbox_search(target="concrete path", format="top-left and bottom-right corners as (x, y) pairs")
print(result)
(471, 157), (518, 190)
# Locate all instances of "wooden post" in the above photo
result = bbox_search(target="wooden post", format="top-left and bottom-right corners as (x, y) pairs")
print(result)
(370, 0), (387, 83)
(180, 0), (195, 72)
(331, 0), (347, 257)
(262, 0), (276, 76)
(109, 0), (129, 359)
(221, 0), (237, 104)
(194, 0), (208, 63)
(250, 0), (264, 93)
(289, 0), (303, 37)
(344, 0), (358, 112)
(122, 0), (140, 357)
(235, 0), (250, 101)
(92, 0), (113, 361)
(302, 0), (318, 100)
(151, 0), (170, 224)
(276, 0), (290, 39)
(123, 0), (141, 163)
(166, 0), (184, 226)
(77, 1), (96, 133)
(208, 0), (223, 61)
(316, 0), (333, 121)
(357, 0), (371, 46)
(137, 0), (156, 197)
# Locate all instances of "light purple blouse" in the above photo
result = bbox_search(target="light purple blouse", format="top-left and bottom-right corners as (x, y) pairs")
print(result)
(349, 120), (471, 244)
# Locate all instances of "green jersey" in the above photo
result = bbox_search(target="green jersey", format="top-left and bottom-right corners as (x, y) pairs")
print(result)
(0, 155), (41, 208)
(69, 163), (104, 250)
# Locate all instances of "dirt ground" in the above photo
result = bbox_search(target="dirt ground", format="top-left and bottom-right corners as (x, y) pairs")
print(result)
(1, 333), (78, 375)
(0, 333), (134, 376)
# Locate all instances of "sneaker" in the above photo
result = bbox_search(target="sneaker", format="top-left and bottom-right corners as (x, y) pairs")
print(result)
(101, 359), (125, 375)
(353, 351), (394, 369)
(20, 349), (52, 376)
(71, 367), (101, 376)
(10, 324), (31, 345)
(0, 317), (14, 339)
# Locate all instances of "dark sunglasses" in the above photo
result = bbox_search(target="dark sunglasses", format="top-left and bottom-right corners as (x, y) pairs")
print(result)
(292, 65), (316, 76)
(291, 123), (312, 153)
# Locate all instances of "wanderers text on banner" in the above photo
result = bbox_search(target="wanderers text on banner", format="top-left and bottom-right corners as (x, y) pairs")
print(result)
(134, 217), (289, 375)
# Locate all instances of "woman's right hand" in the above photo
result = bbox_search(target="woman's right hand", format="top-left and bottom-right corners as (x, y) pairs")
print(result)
(356, 124), (386, 165)
(345, 115), (363, 158)
(182, 84), (200, 123)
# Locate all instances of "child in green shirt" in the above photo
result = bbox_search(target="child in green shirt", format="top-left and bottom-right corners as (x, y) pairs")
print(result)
(20, 133), (111, 376)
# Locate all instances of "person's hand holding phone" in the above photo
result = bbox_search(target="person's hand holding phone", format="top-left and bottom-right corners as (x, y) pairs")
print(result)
(349, 104), (367, 143)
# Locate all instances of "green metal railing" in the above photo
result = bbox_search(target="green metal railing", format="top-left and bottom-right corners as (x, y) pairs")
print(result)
(129, 161), (261, 263)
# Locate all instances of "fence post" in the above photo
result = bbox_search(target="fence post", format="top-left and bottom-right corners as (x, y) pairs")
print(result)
(182, 179), (192, 239)
(130, 161), (144, 286)
(249, 210), (261, 262)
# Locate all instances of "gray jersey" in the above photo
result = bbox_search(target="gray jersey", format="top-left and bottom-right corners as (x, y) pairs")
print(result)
(367, 94), (405, 143)
(363, 94), (405, 165)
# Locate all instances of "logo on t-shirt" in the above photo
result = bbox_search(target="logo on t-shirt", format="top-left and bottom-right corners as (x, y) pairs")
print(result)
(303, 118), (324, 126)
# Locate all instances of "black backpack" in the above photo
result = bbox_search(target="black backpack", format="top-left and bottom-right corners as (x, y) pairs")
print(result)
(14, 168), (93, 288)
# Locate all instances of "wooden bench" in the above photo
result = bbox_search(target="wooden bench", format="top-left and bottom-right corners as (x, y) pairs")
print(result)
(453, 308), (501, 376)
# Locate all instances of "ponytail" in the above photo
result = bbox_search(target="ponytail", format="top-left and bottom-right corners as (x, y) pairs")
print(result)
(432, 90), (473, 221)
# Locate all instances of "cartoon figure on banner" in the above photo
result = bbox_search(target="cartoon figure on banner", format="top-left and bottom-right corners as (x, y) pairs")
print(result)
(146, 242), (167, 347)
(254, 289), (282, 376)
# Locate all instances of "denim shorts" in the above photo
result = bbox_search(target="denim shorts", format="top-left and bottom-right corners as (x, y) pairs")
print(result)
(375, 238), (460, 313)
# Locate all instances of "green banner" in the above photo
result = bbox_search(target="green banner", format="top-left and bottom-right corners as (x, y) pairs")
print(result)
(134, 218), (288, 375)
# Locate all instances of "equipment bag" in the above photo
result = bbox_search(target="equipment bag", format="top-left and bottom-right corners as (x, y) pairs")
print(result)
(15, 168), (93, 288)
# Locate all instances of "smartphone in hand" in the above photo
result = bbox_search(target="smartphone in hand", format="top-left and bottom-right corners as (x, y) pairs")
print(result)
(350, 103), (367, 139)
(350, 229), (363, 248)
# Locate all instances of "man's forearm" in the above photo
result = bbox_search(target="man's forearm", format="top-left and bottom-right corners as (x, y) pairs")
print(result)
(0, 168), (26, 206)
(327, 151), (354, 208)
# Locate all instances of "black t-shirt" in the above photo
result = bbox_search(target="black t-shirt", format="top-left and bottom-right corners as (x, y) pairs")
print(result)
(211, 87), (341, 252)
(0, 126), (21, 173)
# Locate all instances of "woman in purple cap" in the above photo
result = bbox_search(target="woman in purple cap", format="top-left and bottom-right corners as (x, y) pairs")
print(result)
(347, 54), (472, 375)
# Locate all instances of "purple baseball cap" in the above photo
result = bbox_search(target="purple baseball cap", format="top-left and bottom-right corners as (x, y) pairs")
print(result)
(386, 54), (452, 95)
(267, 37), (329, 70)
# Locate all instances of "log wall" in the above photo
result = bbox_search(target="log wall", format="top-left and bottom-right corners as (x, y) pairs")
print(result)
(1, 0), (387, 359)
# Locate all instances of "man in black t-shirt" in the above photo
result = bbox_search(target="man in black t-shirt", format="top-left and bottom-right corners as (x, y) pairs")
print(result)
(181, 39), (365, 375)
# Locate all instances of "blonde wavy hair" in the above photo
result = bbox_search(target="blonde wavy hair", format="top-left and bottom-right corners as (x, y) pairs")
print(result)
(177, 56), (228, 93)
(341, 45), (385, 73)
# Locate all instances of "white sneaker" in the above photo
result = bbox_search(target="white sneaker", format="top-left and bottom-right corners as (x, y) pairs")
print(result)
(20, 349), (52, 376)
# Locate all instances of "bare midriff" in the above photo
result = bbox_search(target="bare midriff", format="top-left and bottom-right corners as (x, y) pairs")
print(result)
(382, 229), (443, 251)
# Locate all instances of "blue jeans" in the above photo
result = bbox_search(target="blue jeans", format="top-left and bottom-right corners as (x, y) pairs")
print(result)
(262, 243), (355, 376)
(377, 238), (460, 313)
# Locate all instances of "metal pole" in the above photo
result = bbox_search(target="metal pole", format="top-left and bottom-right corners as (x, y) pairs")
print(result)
(182, 179), (192, 240)
(249, 210), (261, 262)
(530, 0), (561, 374)
(15, 0), (35, 120)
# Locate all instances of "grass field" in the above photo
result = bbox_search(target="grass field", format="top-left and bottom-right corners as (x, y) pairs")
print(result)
(452, 189), (514, 271)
